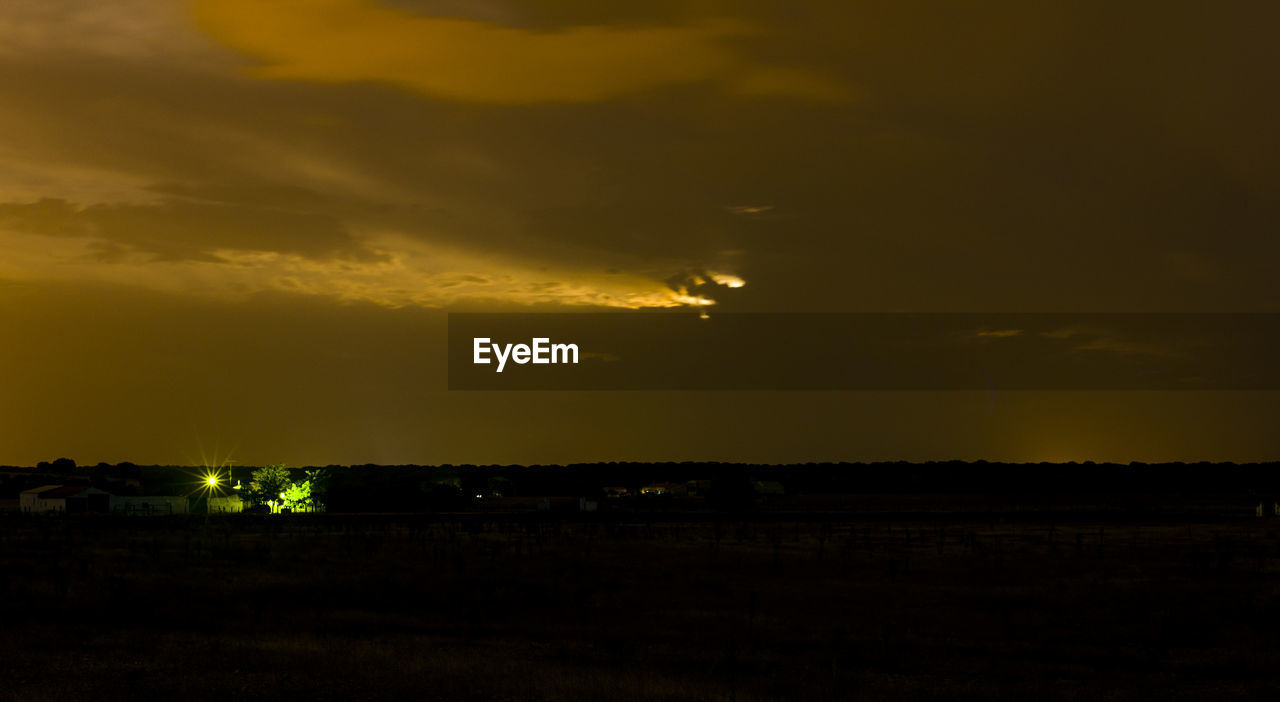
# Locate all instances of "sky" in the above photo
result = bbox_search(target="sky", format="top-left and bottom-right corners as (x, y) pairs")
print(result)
(1, 0), (1278, 466)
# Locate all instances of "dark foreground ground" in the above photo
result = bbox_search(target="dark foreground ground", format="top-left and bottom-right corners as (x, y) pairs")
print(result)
(3, 500), (1280, 700)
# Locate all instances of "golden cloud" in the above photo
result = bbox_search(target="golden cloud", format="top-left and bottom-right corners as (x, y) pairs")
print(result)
(191, 0), (848, 103)
(0, 225), (703, 310)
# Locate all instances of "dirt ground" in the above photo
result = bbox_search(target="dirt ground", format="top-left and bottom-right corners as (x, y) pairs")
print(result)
(3, 504), (1280, 700)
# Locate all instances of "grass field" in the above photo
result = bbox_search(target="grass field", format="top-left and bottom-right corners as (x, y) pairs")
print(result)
(3, 501), (1280, 700)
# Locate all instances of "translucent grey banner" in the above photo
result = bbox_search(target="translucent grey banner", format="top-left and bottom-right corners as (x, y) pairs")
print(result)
(447, 313), (1280, 390)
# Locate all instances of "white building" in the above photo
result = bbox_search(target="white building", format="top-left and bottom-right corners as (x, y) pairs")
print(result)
(21, 485), (112, 514)
(208, 494), (244, 513)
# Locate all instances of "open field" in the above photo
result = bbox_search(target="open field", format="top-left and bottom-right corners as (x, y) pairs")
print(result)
(3, 504), (1280, 700)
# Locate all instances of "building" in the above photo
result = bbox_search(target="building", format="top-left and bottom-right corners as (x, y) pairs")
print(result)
(19, 485), (243, 516)
(20, 486), (59, 512)
(20, 485), (112, 514)
(110, 495), (189, 516)
(208, 494), (244, 513)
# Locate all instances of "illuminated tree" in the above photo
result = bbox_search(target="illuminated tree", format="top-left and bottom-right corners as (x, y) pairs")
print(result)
(249, 463), (292, 510)
(281, 480), (312, 512)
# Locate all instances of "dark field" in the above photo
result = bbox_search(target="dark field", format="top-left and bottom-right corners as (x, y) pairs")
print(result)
(4, 503), (1280, 700)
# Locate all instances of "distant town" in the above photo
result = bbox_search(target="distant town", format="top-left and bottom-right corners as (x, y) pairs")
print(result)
(7, 458), (1280, 519)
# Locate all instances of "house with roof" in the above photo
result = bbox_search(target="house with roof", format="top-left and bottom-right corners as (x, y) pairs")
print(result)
(20, 485), (112, 514)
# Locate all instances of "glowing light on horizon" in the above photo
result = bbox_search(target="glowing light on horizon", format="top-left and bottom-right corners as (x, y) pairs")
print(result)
(672, 295), (716, 306)
(708, 272), (745, 288)
(725, 205), (774, 215)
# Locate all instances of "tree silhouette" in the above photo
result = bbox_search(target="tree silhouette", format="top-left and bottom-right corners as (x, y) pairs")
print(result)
(37, 457), (76, 474)
(304, 468), (332, 511)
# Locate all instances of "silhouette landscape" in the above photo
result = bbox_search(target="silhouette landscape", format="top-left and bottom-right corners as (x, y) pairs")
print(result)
(5, 460), (1280, 699)
(3, 0), (1279, 699)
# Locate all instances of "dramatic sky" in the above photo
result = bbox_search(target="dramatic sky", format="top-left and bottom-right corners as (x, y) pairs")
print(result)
(1, 0), (1278, 465)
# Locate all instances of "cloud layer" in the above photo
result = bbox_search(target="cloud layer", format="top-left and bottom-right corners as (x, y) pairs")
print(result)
(192, 0), (848, 103)
(1, 1), (1279, 464)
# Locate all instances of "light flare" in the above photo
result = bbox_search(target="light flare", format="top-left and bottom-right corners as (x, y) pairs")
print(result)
(708, 272), (746, 288)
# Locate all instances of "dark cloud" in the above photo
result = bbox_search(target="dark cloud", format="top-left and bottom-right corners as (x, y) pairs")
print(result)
(4, 3), (1274, 310)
